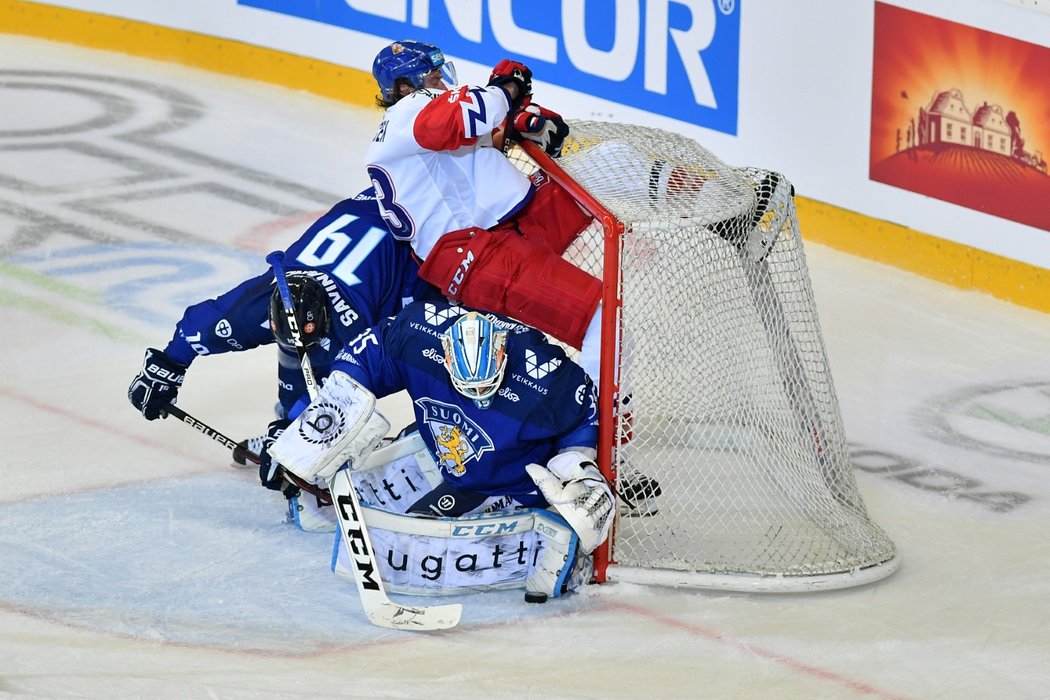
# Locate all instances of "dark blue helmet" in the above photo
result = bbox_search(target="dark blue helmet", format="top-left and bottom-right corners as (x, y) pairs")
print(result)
(268, 274), (330, 350)
(373, 40), (456, 105)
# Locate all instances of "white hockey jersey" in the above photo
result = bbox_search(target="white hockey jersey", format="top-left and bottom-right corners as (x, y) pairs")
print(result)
(364, 85), (533, 259)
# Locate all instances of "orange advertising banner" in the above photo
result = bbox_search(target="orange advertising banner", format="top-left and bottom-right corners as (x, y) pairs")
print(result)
(870, 2), (1050, 231)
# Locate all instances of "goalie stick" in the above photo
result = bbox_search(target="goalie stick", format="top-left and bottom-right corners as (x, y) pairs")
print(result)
(165, 403), (332, 505)
(267, 251), (462, 631)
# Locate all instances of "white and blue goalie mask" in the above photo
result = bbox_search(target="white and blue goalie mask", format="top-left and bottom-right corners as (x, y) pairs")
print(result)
(441, 312), (508, 406)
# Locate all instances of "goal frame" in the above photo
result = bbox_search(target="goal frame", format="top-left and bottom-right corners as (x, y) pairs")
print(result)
(518, 138), (900, 592)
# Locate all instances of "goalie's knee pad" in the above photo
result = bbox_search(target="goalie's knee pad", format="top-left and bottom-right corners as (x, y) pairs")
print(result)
(525, 510), (590, 599)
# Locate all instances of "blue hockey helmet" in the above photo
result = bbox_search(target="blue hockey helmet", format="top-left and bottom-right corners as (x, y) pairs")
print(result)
(441, 312), (508, 406)
(373, 40), (456, 104)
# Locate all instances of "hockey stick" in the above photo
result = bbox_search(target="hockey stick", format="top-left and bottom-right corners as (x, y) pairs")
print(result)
(165, 403), (332, 505)
(267, 250), (461, 631)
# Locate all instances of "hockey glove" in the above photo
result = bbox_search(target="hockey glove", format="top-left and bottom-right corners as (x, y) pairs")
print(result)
(487, 59), (532, 109)
(510, 101), (569, 157)
(127, 348), (186, 420)
(259, 418), (296, 496)
(526, 450), (613, 553)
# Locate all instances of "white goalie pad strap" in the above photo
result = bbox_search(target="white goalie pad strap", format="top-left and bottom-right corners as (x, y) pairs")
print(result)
(525, 450), (614, 553)
(270, 371), (391, 481)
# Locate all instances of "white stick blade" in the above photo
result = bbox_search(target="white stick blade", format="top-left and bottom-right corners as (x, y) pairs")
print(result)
(367, 601), (463, 631)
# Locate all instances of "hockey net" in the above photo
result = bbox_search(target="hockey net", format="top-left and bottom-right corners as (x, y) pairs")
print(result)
(508, 123), (899, 592)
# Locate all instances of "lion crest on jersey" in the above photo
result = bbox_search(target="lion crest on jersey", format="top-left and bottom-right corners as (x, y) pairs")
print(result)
(416, 398), (494, 477)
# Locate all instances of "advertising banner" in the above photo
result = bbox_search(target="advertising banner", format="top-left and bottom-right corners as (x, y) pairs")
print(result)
(870, 2), (1050, 232)
(236, 0), (741, 135)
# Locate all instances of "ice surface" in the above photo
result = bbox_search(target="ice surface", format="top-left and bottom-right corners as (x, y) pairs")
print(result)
(1, 35), (1048, 699)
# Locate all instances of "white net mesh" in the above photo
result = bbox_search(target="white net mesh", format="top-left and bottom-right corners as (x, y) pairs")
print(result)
(507, 122), (898, 590)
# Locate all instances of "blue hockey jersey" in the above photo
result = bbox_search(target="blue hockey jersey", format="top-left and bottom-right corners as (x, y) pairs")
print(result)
(332, 299), (599, 505)
(162, 189), (434, 417)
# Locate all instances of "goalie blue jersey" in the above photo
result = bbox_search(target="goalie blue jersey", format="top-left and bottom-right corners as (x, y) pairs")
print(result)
(162, 189), (434, 416)
(332, 300), (599, 505)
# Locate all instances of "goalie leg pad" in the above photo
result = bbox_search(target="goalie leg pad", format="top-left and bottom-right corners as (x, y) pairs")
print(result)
(526, 510), (589, 598)
(289, 491), (338, 532)
(269, 371), (390, 482)
(331, 507), (543, 595)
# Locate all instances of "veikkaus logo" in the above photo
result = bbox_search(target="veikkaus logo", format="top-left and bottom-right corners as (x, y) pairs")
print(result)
(238, 0), (741, 134)
(525, 349), (561, 379)
(424, 303), (465, 327)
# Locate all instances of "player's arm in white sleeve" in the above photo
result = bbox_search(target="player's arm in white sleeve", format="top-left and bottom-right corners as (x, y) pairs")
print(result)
(414, 85), (515, 150)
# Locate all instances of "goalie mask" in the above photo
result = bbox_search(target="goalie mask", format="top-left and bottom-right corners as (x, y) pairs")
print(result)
(373, 40), (457, 105)
(441, 312), (508, 408)
(269, 276), (331, 351)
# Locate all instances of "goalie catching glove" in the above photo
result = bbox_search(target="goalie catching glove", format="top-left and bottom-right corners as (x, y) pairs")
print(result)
(509, 101), (569, 157)
(268, 371), (390, 483)
(526, 450), (613, 553)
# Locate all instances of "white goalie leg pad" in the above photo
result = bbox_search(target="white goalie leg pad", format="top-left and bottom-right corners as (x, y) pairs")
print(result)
(331, 507), (544, 595)
(288, 491), (338, 532)
(526, 510), (589, 598)
(350, 432), (444, 515)
(525, 450), (614, 553)
(269, 371), (390, 481)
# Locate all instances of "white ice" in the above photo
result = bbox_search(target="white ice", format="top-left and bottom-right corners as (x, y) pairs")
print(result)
(1, 35), (1049, 699)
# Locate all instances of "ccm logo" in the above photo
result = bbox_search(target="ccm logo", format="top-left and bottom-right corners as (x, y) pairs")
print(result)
(447, 250), (475, 296)
(451, 521), (519, 537)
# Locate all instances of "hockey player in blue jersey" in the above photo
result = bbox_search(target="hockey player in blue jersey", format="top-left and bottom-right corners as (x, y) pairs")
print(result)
(126, 187), (435, 495)
(268, 300), (615, 597)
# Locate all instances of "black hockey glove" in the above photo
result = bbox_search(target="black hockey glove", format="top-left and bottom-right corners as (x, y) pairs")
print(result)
(259, 419), (297, 498)
(487, 59), (532, 109)
(127, 348), (186, 420)
(510, 101), (569, 157)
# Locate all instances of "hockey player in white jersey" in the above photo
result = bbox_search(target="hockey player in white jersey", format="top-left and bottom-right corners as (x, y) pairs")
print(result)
(365, 39), (661, 516)
(364, 41), (602, 375)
